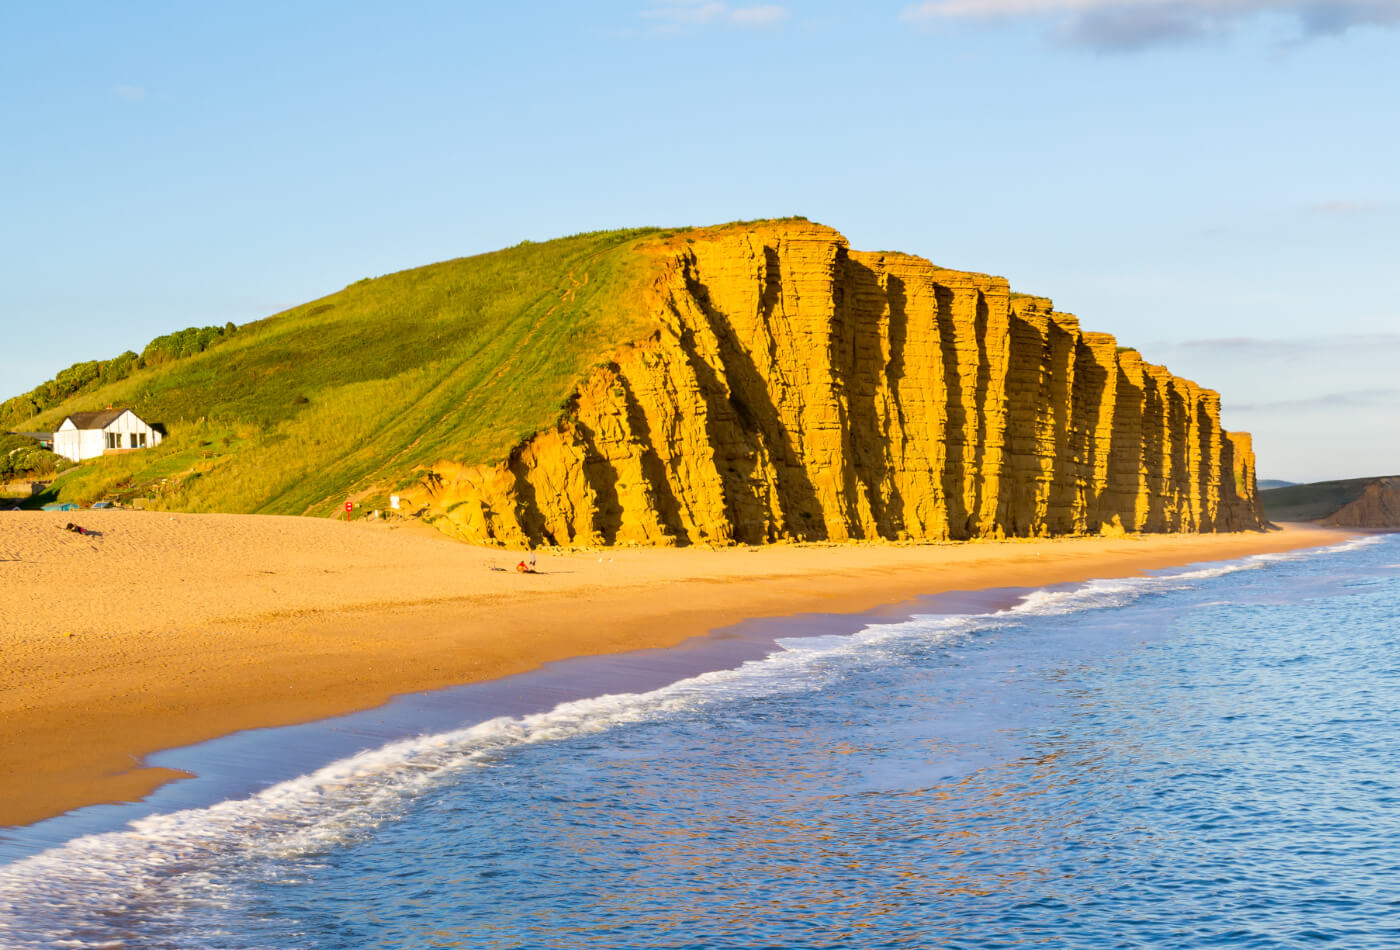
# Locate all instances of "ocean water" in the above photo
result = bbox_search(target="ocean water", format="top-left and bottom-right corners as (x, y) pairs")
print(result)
(2, 535), (1398, 949)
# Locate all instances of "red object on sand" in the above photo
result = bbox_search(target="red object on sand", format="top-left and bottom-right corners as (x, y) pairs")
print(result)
(345, 501), (353, 513)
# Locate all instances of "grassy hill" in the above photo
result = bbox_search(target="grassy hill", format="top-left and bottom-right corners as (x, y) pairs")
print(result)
(10, 227), (668, 515)
(1259, 476), (1380, 523)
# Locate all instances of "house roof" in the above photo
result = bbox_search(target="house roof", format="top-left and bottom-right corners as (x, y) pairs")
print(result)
(64, 408), (131, 430)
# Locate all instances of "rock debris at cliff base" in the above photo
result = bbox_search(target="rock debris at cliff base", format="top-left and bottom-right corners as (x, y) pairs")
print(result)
(410, 222), (1265, 547)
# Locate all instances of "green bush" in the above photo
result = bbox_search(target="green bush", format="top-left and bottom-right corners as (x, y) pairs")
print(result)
(0, 434), (71, 480)
(141, 324), (237, 365)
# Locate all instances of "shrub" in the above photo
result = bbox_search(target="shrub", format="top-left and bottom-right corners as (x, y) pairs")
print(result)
(0, 435), (71, 480)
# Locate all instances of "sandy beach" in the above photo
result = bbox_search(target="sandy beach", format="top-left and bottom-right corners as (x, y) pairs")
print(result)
(0, 510), (1355, 828)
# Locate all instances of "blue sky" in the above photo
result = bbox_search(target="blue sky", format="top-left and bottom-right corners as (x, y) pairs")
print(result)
(2, 1), (1396, 482)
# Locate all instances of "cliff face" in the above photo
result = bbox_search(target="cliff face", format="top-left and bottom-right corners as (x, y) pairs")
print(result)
(410, 222), (1265, 546)
(1326, 477), (1400, 529)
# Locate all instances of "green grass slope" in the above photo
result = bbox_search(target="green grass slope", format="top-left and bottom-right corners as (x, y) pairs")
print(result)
(14, 227), (665, 515)
(1258, 476), (1378, 523)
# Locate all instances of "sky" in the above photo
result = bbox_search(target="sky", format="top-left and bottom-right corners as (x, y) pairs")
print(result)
(2, 0), (1397, 482)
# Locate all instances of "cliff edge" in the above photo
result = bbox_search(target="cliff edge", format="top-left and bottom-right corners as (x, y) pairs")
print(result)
(407, 221), (1264, 546)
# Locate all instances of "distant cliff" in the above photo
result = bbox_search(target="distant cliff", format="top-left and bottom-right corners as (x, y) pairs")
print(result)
(1329, 479), (1400, 528)
(408, 222), (1265, 545)
(1261, 476), (1400, 529)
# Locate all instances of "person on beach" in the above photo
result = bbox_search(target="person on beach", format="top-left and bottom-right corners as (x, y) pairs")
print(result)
(516, 559), (535, 574)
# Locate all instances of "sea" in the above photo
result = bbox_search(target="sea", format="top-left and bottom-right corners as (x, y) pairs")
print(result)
(1, 534), (1397, 949)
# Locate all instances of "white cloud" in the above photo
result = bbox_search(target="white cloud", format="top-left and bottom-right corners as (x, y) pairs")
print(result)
(731, 5), (791, 25)
(641, 1), (791, 29)
(1230, 387), (1400, 413)
(899, 0), (1400, 49)
(1173, 332), (1400, 354)
(114, 85), (146, 102)
(1309, 199), (1387, 215)
(643, 1), (728, 24)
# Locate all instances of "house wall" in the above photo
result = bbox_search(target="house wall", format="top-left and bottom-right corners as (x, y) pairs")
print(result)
(53, 422), (76, 462)
(53, 423), (106, 463)
(102, 412), (162, 453)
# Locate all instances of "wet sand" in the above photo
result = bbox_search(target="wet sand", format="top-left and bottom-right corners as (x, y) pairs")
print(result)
(0, 510), (1354, 828)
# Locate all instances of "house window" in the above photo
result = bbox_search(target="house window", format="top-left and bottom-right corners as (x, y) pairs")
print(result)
(135, 432), (147, 448)
(106, 432), (120, 450)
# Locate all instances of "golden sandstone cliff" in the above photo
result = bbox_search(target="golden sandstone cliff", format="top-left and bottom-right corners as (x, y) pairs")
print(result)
(409, 222), (1265, 547)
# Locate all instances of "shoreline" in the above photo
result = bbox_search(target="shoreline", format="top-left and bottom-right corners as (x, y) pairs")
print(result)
(2, 582), (1028, 864)
(0, 511), (1357, 829)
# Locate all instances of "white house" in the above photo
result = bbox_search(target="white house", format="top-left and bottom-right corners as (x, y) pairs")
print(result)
(53, 408), (163, 463)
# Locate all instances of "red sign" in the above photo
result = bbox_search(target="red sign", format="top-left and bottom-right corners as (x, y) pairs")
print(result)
(345, 501), (353, 512)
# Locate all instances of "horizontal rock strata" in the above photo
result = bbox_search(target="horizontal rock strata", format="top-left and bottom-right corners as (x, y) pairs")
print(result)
(411, 222), (1265, 546)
